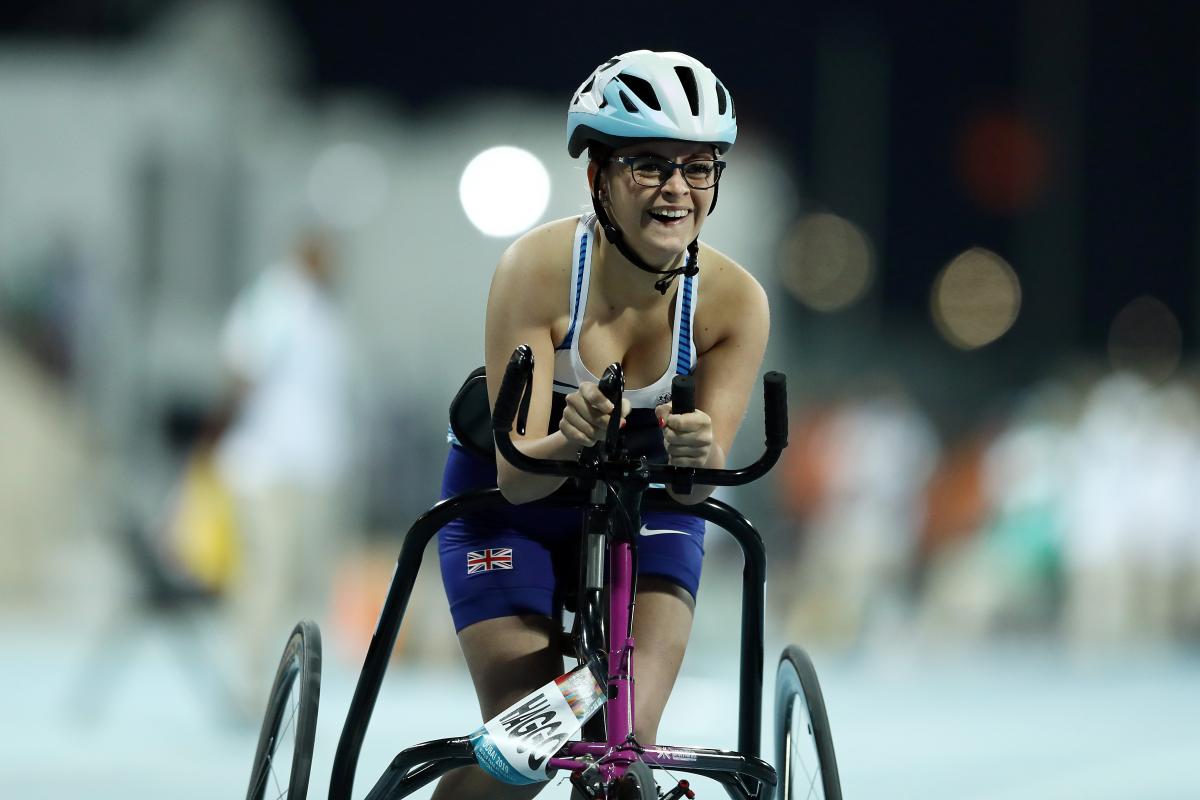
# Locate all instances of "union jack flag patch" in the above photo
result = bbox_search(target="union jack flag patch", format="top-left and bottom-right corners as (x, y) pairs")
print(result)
(466, 548), (513, 574)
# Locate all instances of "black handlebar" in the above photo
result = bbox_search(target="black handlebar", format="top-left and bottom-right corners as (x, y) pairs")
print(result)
(599, 363), (624, 461)
(669, 374), (697, 495)
(671, 374), (696, 415)
(763, 371), (788, 450)
(494, 344), (535, 435)
(492, 345), (788, 488)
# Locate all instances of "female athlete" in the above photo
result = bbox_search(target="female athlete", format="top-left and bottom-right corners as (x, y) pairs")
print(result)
(433, 49), (770, 799)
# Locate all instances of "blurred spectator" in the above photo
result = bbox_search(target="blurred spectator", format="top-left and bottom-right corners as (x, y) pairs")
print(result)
(1061, 372), (1200, 649)
(782, 382), (939, 648)
(1122, 382), (1198, 640)
(910, 368), (1200, 650)
(212, 230), (358, 716)
(1059, 372), (1147, 648)
(917, 384), (1074, 640)
(0, 232), (91, 383)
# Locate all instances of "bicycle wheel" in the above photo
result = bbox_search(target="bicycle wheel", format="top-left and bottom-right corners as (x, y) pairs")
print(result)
(612, 759), (657, 800)
(774, 645), (840, 800)
(246, 620), (322, 800)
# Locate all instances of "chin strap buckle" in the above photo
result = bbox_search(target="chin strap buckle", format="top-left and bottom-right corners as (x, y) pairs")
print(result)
(651, 243), (700, 294)
(653, 274), (678, 295)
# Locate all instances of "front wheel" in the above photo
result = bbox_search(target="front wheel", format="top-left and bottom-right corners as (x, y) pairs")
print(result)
(613, 760), (657, 800)
(246, 620), (322, 800)
(774, 646), (841, 800)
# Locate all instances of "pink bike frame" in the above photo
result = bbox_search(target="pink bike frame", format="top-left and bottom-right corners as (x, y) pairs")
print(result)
(547, 535), (639, 783)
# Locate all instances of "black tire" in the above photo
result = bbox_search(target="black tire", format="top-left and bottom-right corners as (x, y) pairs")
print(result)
(613, 759), (657, 800)
(246, 620), (322, 800)
(774, 646), (841, 800)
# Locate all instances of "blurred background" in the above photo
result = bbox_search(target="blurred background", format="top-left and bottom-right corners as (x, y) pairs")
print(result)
(2, 1), (1198, 797)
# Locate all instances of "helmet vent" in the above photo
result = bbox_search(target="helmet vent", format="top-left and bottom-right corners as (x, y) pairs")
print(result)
(580, 76), (595, 95)
(617, 73), (661, 111)
(715, 82), (728, 116)
(674, 66), (700, 117)
(618, 90), (639, 114)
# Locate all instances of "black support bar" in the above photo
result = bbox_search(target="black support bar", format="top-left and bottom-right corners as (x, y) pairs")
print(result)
(643, 491), (767, 762)
(329, 490), (510, 800)
(329, 487), (770, 799)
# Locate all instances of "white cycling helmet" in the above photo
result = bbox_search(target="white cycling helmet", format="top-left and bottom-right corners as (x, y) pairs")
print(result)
(567, 50), (737, 158)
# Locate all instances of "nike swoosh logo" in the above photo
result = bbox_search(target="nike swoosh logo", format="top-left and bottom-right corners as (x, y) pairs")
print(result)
(639, 526), (689, 537)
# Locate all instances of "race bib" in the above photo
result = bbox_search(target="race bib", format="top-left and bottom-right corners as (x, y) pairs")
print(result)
(470, 661), (606, 784)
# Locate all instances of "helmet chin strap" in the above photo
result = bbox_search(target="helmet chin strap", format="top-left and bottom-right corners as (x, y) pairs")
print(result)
(590, 170), (700, 295)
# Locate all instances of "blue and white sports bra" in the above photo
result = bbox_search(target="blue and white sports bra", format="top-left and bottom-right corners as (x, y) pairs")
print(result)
(552, 214), (698, 410)
(446, 215), (700, 459)
(542, 214), (699, 460)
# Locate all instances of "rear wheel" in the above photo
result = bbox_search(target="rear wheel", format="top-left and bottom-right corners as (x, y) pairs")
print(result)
(246, 620), (322, 800)
(774, 646), (840, 800)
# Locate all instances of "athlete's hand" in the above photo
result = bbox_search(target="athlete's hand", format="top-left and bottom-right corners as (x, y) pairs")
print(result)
(561, 382), (631, 448)
(655, 402), (714, 468)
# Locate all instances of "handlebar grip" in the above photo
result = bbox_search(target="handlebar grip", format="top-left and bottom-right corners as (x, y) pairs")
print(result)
(494, 345), (534, 433)
(599, 363), (624, 458)
(599, 363), (624, 406)
(669, 375), (696, 495)
(763, 371), (788, 449)
(670, 374), (696, 414)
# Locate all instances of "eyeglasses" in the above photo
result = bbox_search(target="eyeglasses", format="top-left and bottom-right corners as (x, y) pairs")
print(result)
(610, 155), (726, 190)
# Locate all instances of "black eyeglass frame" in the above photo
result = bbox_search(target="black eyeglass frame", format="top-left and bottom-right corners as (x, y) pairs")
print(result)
(609, 155), (727, 189)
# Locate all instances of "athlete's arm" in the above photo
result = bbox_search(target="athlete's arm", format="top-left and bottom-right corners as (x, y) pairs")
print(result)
(660, 255), (770, 504)
(485, 220), (626, 504)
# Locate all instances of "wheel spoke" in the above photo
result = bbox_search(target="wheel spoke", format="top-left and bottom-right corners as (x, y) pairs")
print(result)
(269, 747), (286, 799)
(278, 694), (298, 744)
(794, 701), (822, 799)
(777, 649), (840, 800)
(274, 693), (298, 793)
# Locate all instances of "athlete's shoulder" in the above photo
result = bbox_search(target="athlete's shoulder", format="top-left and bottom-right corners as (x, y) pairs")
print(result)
(495, 216), (583, 281)
(697, 243), (769, 316)
(488, 216), (581, 325)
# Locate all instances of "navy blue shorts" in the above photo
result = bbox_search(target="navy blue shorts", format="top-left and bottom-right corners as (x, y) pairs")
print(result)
(437, 445), (705, 632)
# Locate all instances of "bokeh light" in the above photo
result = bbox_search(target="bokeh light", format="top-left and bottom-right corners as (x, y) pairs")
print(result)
(776, 213), (874, 312)
(306, 141), (391, 230)
(458, 146), (550, 237)
(955, 109), (1049, 216)
(1107, 295), (1181, 382)
(931, 247), (1022, 349)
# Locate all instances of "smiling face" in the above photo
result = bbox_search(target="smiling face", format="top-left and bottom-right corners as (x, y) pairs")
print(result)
(589, 140), (719, 268)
